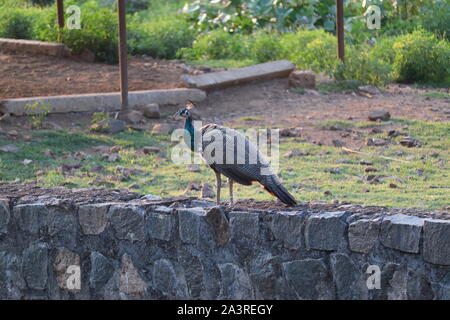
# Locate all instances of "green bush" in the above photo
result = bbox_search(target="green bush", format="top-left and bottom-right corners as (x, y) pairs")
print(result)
(0, 9), (33, 39)
(128, 16), (196, 59)
(27, 0), (54, 6)
(179, 30), (248, 60)
(333, 48), (393, 87)
(248, 32), (283, 63)
(34, 1), (118, 64)
(390, 31), (450, 83)
(279, 29), (337, 74)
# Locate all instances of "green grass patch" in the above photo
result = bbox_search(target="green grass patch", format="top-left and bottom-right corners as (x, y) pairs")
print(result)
(0, 119), (448, 210)
(419, 91), (450, 99)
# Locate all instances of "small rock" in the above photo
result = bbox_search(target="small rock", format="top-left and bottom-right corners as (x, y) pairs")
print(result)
(324, 190), (332, 196)
(142, 146), (160, 154)
(43, 149), (55, 158)
(389, 183), (398, 188)
(140, 194), (162, 201)
(368, 110), (390, 121)
(91, 119), (126, 134)
(152, 123), (175, 135)
(280, 127), (302, 137)
(400, 136), (421, 148)
(0, 144), (20, 153)
(185, 181), (201, 193)
(107, 153), (121, 162)
(284, 149), (309, 157)
(365, 167), (378, 173)
(140, 103), (160, 119)
(366, 138), (389, 146)
(370, 127), (383, 134)
(201, 183), (215, 199)
(360, 160), (373, 166)
(62, 161), (81, 170)
(288, 70), (316, 88)
(89, 165), (105, 173)
(126, 110), (144, 124)
(128, 183), (140, 190)
(109, 146), (121, 153)
(324, 168), (341, 174)
(332, 139), (346, 147)
(358, 85), (381, 96)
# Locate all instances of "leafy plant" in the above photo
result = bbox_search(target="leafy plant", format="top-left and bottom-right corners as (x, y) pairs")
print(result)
(0, 9), (33, 39)
(24, 101), (51, 129)
(128, 16), (197, 59)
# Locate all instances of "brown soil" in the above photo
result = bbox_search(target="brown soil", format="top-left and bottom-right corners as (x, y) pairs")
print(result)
(0, 52), (185, 99)
(0, 53), (449, 150)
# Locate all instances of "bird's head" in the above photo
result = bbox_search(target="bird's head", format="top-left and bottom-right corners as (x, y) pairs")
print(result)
(173, 100), (201, 120)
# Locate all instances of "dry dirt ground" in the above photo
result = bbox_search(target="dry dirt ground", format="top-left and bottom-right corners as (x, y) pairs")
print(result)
(0, 53), (449, 149)
(0, 52), (185, 99)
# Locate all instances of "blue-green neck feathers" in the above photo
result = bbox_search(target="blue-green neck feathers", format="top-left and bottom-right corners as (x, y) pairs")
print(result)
(184, 117), (196, 151)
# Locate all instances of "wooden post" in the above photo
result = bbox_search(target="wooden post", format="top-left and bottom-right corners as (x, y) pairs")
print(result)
(336, 0), (345, 62)
(56, 0), (64, 28)
(118, 0), (128, 109)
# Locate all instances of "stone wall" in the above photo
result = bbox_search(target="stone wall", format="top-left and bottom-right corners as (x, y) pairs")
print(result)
(0, 195), (449, 300)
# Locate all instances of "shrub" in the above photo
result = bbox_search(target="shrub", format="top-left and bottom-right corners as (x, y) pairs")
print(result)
(248, 32), (283, 63)
(0, 9), (33, 39)
(390, 31), (450, 83)
(128, 16), (196, 59)
(27, 0), (54, 6)
(179, 30), (248, 60)
(34, 1), (118, 64)
(333, 48), (393, 87)
(279, 29), (337, 74)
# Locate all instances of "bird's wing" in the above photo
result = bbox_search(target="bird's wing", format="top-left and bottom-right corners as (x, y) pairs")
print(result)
(200, 124), (275, 182)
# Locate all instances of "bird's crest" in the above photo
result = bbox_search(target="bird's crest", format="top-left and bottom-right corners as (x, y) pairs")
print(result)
(186, 100), (196, 110)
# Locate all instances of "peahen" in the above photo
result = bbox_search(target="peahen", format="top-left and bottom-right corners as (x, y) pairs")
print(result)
(174, 101), (297, 207)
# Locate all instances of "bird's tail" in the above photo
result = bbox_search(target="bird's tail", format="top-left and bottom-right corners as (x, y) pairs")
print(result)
(262, 175), (298, 207)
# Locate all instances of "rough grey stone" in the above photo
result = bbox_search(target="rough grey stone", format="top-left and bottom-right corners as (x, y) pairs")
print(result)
(78, 203), (109, 235)
(380, 214), (424, 253)
(119, 254), (147, 297)
(0, 199), (9, 234)
(47, 206), (77, 248)
(229, 211), (259, 244)
(146, 211), (174, 241)
(90, 252), (114, 290)
(178, 250), (204, 299)
(22, 243), (48, 290)
(153, 258), (178, 295)
(13, 203), (48, 234)
(205, 206), (229, 246)
(348, 218), (381, 253)
(330, 253), (361, 299)
(270, 211), (305, 250)
(218, 263), (253, 299)
(178, 208), (205, 244)
(283, 258), (333, 299)
(108, 205), (145, 242)
(305, 211), (348, 251)
(423, 219), (450, 265)
(53, 248), (80, 292)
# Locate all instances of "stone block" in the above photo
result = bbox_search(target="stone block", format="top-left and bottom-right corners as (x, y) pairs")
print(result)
(146, 211), (174, 241)
(380, 214), (424, 253)
(305, 211), (348, 251)
(423, 219), (450, 265)
(78, 203), (109, 235)
(348, 218), (381, 253)
(270, 211), (305, 250)
(108, 205), (145, 242)
(289, 70), (316, 88)
(22, 243), (48, 290)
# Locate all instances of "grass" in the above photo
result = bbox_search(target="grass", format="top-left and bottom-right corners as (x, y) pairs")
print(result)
(186, 59), (256, 69)
(419, 91), (450, 99)
(0, 118), (448, 211)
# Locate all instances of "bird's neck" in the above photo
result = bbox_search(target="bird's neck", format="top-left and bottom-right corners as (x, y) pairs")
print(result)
(184, 117), (196, 152)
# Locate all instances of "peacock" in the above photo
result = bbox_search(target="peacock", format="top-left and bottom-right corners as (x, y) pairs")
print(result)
(174, 101), (297, 207)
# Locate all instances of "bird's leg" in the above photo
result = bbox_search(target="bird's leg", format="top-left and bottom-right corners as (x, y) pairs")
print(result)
(229, 178), (234, 206)
(215, 170), (221, 205)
